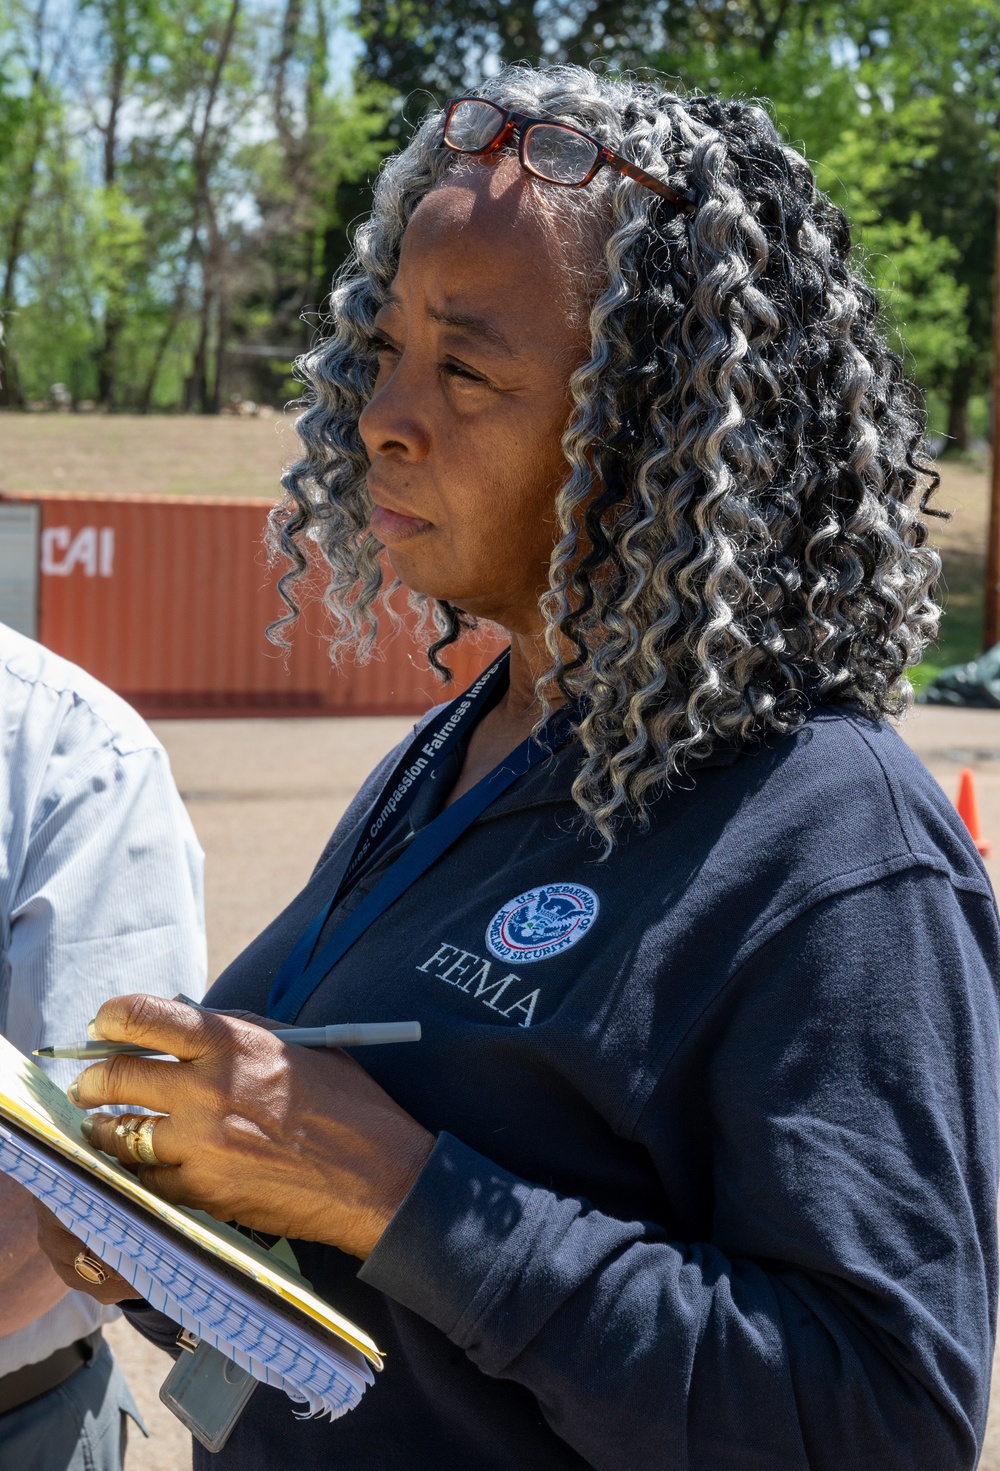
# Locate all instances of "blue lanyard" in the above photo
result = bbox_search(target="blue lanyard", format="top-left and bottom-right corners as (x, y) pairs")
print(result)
(336, 651), (510, 897)
(266, 663), (574, 1023)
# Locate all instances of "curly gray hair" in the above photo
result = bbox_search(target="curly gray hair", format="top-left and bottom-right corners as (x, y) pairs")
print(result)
(270, 63), (941, 849)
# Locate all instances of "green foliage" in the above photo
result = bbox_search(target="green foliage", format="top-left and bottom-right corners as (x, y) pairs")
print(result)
(645, 1), (995, 418)
(805, 97), (972, 389)
(0, 0), (996, 418)
(346, 0), (998, 422)
(0, 0), (393, 408)
(862, 215), (971, 387)
(91, 186), (147, 303)
(0, 65), (26, 169)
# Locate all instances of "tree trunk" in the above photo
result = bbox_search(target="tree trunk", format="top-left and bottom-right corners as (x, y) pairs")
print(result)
(183, 0), (240, 412)
(144, 0), (240, 410)
(138, 254), (195, 411)
(208, 285), (228, 414)
(0, 333), (24, 407)
(0, 194), (32, 404)
(0, 3), (48, 406)
(274, 0), (305, 146)
(185, 282), (212, 413)
(96, 2), (128, 408)
(96, 308), (125, 408)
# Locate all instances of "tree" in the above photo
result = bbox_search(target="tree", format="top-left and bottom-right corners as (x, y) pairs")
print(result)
(77, 0), (164, 406)
(2, 0), (992, 416)
(644, 0), (997, 441)
(0, 0), (54, 404)
(242, 0), (391, 358)
(343, 0), (996, 431)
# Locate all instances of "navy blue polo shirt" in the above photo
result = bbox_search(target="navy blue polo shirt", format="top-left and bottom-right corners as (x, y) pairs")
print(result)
(126, 701), (1000, 1471)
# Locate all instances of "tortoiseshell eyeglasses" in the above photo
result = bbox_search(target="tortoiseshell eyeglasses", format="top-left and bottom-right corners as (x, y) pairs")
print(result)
(442, 97), (695, 213)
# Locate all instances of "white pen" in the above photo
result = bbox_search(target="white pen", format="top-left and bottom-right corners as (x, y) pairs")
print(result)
(34, 1021), (422, 1061)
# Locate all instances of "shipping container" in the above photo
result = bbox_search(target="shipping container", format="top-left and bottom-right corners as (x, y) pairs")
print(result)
(0, 501), (39, 637)
(1, 491), (505, 717)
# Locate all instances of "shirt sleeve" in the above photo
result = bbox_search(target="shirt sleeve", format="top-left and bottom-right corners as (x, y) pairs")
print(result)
(4, 741), (206, 1091)
(359, 867), (1000, 1471)
(118, 1299), (185, 1358)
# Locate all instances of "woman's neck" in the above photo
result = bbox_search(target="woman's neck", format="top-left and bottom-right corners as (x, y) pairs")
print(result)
(504, 628), (564, 721)
(440, 627), (563, 810)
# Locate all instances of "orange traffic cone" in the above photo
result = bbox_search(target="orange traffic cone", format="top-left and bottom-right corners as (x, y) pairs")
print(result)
(957, 768), (992, 857)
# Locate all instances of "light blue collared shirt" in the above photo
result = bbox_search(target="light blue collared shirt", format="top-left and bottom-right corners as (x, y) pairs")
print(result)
(0, 623), (206, 1373)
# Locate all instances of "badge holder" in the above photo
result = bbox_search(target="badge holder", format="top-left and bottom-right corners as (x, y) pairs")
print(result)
(160, 1329), (257, 1453)
(157, 1234), (306, 1452)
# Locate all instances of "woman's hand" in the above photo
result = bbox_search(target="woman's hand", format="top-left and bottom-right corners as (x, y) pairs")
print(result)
(69, 994), (435, 1260)
(33, 1202), (142, 1304)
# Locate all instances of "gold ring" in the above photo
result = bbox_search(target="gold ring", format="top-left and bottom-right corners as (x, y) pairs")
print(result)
(134, 1115), (162, 1167)
(114, 1115), (142, 1163)
(115, 1114), (161, 1166)
(74, 1250), (109, 1285)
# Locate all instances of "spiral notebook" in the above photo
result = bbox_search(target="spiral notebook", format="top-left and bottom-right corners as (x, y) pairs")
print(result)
(0, 1031), (382, 1419)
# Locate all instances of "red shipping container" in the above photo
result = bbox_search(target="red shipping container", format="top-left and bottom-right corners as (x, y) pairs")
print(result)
(4, 492), (505, 717)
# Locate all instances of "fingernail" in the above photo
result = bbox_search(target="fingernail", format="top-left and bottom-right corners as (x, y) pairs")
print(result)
(86, 1019), (100, 1040)
(67, 1082), (80, 1105)
(80, 1117), (93, 1141)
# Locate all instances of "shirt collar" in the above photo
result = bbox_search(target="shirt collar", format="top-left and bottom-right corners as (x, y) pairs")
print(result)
(473, 732), (746, 824)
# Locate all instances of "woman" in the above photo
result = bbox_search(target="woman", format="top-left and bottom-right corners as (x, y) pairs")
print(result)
(36, 65), (1000, 1470)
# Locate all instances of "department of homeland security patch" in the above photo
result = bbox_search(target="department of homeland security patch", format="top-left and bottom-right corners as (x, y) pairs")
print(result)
(486, 883), (599, 965)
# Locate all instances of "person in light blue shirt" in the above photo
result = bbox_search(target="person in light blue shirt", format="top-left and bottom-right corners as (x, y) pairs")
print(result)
(0, 621), (206, 1468)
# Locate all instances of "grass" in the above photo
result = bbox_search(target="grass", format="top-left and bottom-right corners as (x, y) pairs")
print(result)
(911, 461), (990, 693)
(0, 411), (295, 500)
(910, 540), (985, 694)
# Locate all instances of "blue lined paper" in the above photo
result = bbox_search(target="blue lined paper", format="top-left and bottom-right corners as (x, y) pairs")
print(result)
(0, 1123), (373, 1418)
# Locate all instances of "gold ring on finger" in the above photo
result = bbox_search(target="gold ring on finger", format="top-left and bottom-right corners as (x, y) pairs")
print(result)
(74, 1250), (109, 1285)
(114, 1115), (140, 1161)
(134, 1115), (162, 1167)
(115, 1115), (148, 1166)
